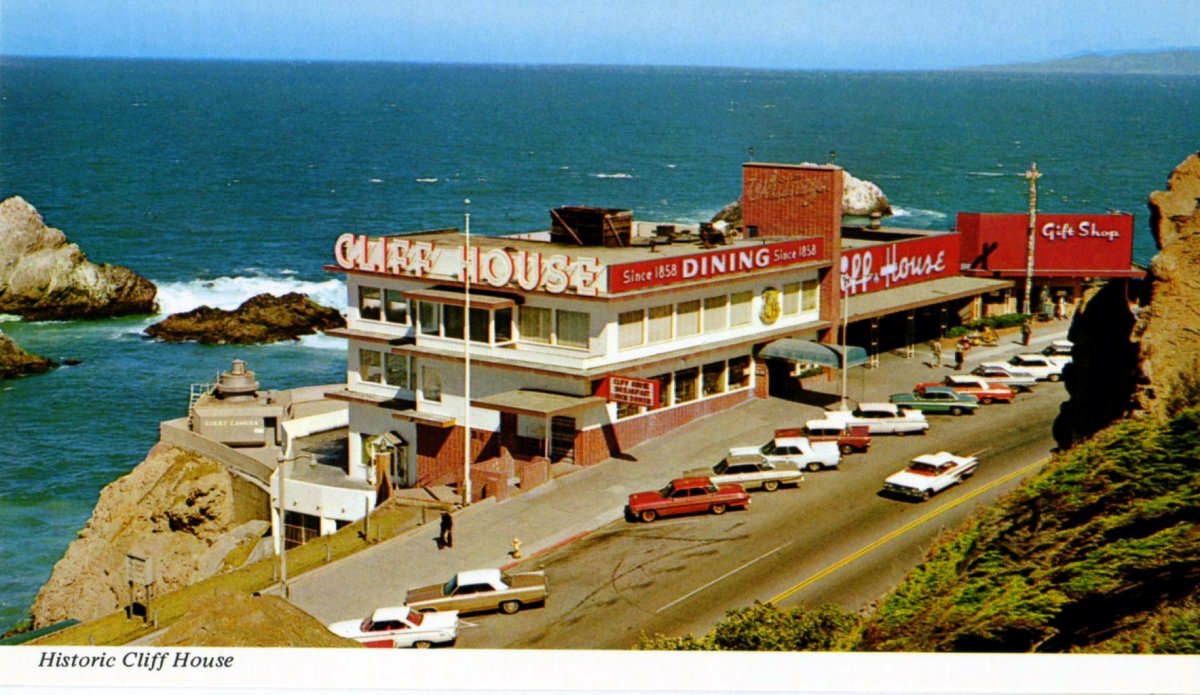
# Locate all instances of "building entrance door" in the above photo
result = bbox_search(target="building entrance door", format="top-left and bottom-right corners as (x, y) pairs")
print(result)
(549, 416), (576, 463)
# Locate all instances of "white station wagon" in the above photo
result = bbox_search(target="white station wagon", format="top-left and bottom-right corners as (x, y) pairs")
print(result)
(684, 452), (805, 491)
(825, 402), (930, 435)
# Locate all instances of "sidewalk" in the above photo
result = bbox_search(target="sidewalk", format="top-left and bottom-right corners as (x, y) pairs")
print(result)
(286, 322), (1071, 623)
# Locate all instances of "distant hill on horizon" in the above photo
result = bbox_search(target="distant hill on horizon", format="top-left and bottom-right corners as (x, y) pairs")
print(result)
(968, 48), (1200, 75)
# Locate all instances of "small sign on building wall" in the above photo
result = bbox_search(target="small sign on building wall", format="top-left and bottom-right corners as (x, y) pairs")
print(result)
(599, 376), (659, 408)
(125, 553), (154, 587)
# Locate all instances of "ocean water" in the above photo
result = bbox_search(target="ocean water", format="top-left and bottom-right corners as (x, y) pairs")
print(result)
(1, 58), (1197, 630)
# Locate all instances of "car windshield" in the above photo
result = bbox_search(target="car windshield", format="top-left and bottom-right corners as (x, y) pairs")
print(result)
(713, 460), (729, 475)
(759, 441), (774, 455)
(659, 483), (677, 497)
(907, 462), (939, 475)
(442, 576), (458, 596)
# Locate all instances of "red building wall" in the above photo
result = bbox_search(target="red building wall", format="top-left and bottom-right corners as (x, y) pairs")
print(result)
(957, 212), (1135, 275)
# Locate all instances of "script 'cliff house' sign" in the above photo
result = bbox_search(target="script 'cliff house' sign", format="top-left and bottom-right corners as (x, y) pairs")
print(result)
(839, 234), (960, 296)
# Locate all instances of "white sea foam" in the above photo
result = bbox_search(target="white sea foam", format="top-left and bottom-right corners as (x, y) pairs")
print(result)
(591, 172), (633, 179)
(153, 275), (348, 316)
(369, 178), (384, 183)
(415, 177), (438, 183)
(891, 207), (948, 220)
(0, 314), (22, 323)
(967, 171), (1006, 177)
(292, 332), (350, 352)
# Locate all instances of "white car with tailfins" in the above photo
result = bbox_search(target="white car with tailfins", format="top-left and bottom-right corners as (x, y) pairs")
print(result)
(825, 402), (930, 435)
(327, 605), (460, 648)
(883, 451), (979, 500)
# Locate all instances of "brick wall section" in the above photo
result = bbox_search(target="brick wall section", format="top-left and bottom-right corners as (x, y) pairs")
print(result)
(416, 423), (501, 488)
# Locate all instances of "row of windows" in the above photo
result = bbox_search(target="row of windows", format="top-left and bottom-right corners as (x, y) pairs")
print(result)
(358, 349), (442, 401)
(617, 281), (818, 350)
(615, 356), (753, 419)
(357, 278), (818, 353)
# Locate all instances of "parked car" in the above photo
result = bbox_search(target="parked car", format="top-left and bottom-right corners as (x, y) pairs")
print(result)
(405, 568), (549, 615)
(727, 432), (841, 472)
(626, 477), (751, 522)
(986, 354), (1065, 382)
(890, 386), (980, 416)
(882, 451), (980, 500)
(327, 605), (459, 648)
(684, 452), (804, 491)
(970, 364), (1038, 392)
(824, 402), (930, 435)
(916, 375), (1015, 404)
(1041, 339), (1074, 365)
(791, 420), (872, 454)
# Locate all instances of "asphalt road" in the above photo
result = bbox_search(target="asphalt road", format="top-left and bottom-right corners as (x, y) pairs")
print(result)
(454, 381), (1066, 649)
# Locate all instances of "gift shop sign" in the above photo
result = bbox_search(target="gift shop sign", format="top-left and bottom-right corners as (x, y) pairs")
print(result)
(608, 238), (824, 293)
(597, 375), (660, 408)
(956, 213), (1134, 273)
(840, 234), (960, 296)
(334, 233), (602, 296)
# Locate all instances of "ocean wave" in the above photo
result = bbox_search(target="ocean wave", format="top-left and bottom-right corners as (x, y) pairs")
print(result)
(0, 314), (22, 323)
(154, 275), (347, 316)
(891, 207), (948, 220)
(291, 332), (350, 352)
(415, 177), (438, 183)
(967, 171), (1006, 177)
(590, 172), (634, 179)
(369, 178), (384, 184)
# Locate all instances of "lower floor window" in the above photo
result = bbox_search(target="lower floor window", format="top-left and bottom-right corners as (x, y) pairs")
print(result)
(728, 356), (751, 389)
(674, 368), (699, 404)
(702, 361), (726, 396)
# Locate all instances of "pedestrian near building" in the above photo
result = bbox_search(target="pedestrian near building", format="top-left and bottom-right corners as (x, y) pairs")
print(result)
(929, 338), (943, 368)
(1021, 320), (1033, 346)
(954, 336), (970, 371)
(439, 510), (454, 549)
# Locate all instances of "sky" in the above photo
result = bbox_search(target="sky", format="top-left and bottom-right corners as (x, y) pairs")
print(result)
(1, 0), (1198, 71)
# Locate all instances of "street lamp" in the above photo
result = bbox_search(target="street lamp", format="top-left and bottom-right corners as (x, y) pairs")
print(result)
(462, 199), (472, 507)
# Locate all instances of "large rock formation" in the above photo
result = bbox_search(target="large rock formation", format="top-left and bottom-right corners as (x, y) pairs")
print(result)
(145, 292), (345, 344)
(0, 330), (56, 379)
(1136, 151), (1200, 418)
(31, 444), (269, 627)
(711, 164), (891, 229)
(0, 197), (158, 319)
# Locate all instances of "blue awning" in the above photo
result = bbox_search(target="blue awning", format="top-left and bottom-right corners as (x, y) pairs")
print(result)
(759, 339), (868, 369)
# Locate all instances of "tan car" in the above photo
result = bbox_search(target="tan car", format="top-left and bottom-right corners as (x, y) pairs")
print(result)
(405, 568), (549, 615)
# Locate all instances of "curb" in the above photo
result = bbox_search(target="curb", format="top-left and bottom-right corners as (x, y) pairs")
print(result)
(500, 529), (593, 571)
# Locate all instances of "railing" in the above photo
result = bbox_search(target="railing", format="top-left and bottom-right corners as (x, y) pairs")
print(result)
(188, 372), (219, 412)
(284, 523), (321, 549)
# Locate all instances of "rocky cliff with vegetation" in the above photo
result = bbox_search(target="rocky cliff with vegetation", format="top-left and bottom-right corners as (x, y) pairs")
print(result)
(30, 444), (269, 628)
(0, 196), (158, 320)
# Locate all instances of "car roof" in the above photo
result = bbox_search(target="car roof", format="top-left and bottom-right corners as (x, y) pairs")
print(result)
(857, 402), (898, 411)
(945, 375), (982, 385)
(371, 606), (416, 622)
(671, 476), (714, 487)
(1051, 339), (1074, 348)
(911, 451), (961, 466)
(725, 453), (765, 465)
(456, 568), (502, 585)
(805, 419), (846, 430)
(921, 386), (958, 394)
(1014, 353), (1048, 360)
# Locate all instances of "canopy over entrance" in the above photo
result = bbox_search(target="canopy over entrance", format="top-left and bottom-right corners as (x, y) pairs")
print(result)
(760, 339), (868, 369)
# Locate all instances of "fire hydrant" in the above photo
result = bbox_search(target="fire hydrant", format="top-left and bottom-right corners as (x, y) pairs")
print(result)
(511, 537), (522, 559)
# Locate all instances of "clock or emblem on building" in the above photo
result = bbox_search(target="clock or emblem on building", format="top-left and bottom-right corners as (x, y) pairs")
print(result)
(760, 287), (781, 325)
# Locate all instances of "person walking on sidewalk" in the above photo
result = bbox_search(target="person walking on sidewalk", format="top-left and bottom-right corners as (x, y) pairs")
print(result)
(928, 338), (943, 368)
(1021, 319), (1033, 347)
(954, 336), (970, 370)
(439, 510), (454, 549)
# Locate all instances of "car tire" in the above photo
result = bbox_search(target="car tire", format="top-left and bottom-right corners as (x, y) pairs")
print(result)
(979, 397), (993, 405)
(639, 509), (657, 523)
(950, 406), (963, 416)
(413, 641), (432, 649)
(895, 430), (906, 437)
(805, 461), (822, 472)
(500, 600), (522, 615)
(762, 480), (780, 492)
(840, 444), (854, 455)
(1049, 374), (1061, 382)
(710, 503), (727, 515)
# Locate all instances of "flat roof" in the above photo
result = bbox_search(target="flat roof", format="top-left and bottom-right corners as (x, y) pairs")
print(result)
(847, 276), (1014, 322)
(472, 389), (606, 417)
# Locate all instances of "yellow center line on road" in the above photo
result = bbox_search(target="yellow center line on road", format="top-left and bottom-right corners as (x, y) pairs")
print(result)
(767, 456), (1049, 606)
(657, 541), (793, 614)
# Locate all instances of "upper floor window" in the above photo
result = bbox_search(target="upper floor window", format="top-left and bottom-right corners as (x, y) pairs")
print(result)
(703, 295), (728, 332)
(422, 366), (442, 402)
(647, 305), (673, 344)
(418, 301), (439, 334)
(802, 279), (819, 312)
(676, 300), (700, 337)
(782, 282), (801, 315)
(730, 291), (753, 326)
(618, 310), (644, 349)
(359, 287), (382, 321)
(556, 310), (589, 349)
(520, 306), (552, 344)
(384, 290), (408, 324)
(359, 349), (383, 383)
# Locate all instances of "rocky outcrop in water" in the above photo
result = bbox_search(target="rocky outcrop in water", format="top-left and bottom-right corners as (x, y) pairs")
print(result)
(145, 292), (345, 344)
(0, 330), (56, 379)
(30, 444), (269, 627)
(0, 197), (158, 319)
(1136, 151), (1200, 418)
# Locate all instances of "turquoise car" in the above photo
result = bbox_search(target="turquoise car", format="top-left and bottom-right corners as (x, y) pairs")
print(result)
(889, 386), (979, 416)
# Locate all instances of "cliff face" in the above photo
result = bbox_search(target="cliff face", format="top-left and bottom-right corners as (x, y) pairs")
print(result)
(0, 196), (158, 320)
(1137, 151), (1200, 417)
(31, 444), (268, 627)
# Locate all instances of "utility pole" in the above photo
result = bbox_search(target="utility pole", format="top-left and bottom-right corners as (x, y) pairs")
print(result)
(1022, 163), (1041, 315)
(462, 199), (472, 507)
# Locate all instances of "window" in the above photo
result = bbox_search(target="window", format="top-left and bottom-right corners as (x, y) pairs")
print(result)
(384, 290), (408, 324)
(556, 310), (589, 349)
(703, 295), (727, 332)
(728, 356), (751, 389)
(676, 300), (700, 337)
(618, 310), (644, 349)
(782, 282), (800, 315)
(442, 304), (464, 339)
(649, 373), (671, 410)
(359, 349), (383, 383)
(469, 307), (489, 343)
(418, 301), (439, 334)
(359, 287), (382, 321)
(494, 307), (513, 343)
(648, 305), (673, 343)
(802, 279), (819, 312)
(730, 291), (753, 326)
(616, 402), (642, 419)
(422, 366), (441, 402)
(702, 361), (726, 396)
(385, 353), (411, 389)
(520, 306), (552, 344)
(674, 367), (698, 403)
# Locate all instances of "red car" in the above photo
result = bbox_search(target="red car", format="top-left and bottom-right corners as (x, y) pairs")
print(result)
(915, 374), (1016, 404)
(777, 422), (872, 455)
(625, 477), (750, 522)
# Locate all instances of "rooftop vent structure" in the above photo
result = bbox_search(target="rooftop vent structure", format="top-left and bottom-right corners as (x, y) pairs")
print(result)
(214, 359), (260, 401)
